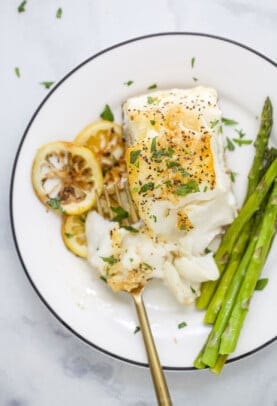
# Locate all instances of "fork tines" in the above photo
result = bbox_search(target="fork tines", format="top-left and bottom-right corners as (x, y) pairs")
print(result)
(95, 181), (139, 224)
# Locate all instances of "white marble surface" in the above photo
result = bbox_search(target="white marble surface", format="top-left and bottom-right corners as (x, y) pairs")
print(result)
(1, 0), (277, 405)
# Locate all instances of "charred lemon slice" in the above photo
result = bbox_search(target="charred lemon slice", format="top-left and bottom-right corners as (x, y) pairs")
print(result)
(74, 120), (127, 191)
(32, 141), (103, 215)
(62, 214), (87, 258)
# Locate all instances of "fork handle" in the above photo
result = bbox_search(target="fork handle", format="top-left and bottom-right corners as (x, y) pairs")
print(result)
(132, 292), (172, 406)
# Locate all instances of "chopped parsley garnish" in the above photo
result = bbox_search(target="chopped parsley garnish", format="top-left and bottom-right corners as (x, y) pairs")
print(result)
(101, 255), (118, 265)
(124, 80), (134, 86)
(147, 96), (159, 104)
(64, 233), (74, 239)
(56, 7), (63, 18)
(226, 137), (235, 151)
(232, 138), (252, 147)
(111, 206), (129, 222)
(15, 67), (20, 78)
(167, 147), (174, 157)
(191, 57), (196, 68)
(192, 77), (198, 82)
(178, 168), (190, 177)
(175, 180), (199, 196)
(255, 278), (268, 291)
(203, 186), (208, 192)
(190, 286), (196, 294)
(40, 81), (55, 89)
(152, 149), (168, 159)
(130, 149), (141, 164)
(235, 128), (246, 138)
(150, 214), (157, 222)
(47, 197), (64, 212)
(204, 247), (212, 254)
(134, 326), (141, 334)
(151, 136), (157, 152)
(230, 171), (238, 183)
(210, 119), (219, 129)
(139, 182), (155, 194)
(142, 262), (152, 270)
(132, 186), (139, 193)
(150, 119), (156, 126)
(219, 125), (223, 134)
(100, 275), (107, 283)
(178, 321), (187, 329)
(164, 180), (172, 187)
(100, 104), (114, 122)
(121, 225), (139, 233)
(222, 117), (238, 126)
(18, 0), (27, 12)
(166, 161), (180, 168)
(150, 137), (174, 159)
(148, 83), (157, 90)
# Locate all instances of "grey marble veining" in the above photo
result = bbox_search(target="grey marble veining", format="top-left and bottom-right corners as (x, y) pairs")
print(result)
(1, 0), (277, 405)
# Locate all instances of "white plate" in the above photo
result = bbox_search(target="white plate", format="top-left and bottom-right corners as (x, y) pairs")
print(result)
(10, 33), (277, 369)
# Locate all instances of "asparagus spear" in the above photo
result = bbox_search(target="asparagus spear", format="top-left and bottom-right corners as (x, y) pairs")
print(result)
(201, 229), (259, 367)
(247, 98), (273, 197)
(196, 158), (277, 310)
(220, 181), (277, 354)
(196, 100), (273, 310)
(204, 224), (250, 324)
(204, 148), (277, 323)
(210, 355), (228, 375)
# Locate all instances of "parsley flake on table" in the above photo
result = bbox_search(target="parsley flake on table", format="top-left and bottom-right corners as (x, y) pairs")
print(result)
(226, 137), (235, 151)
(191, 57), (196, 68)
(222, 117), (238, 126)
(124, 80), (134, 86)
(230, 171), (238, 183)
(40, 81), (55, 89)
(192, 77), (198, 82)
(255, 278), (269, 291)
(56, 8), (63, 19)
(100, 275), (107, 283)
(18, 0), (27, 13)
(148, 83), (157, 90)
(100, 104), (114, 121)
(111, 206), (129, 222)
(232, 138), (252, 147)
(178, 321), (187, 329)
(14, 67), (20, 78)
(235, 128), (246, 138)
(134, 326), (141, 334)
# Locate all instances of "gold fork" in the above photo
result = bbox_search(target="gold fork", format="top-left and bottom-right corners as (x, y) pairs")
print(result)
(96, 183), (172, 406)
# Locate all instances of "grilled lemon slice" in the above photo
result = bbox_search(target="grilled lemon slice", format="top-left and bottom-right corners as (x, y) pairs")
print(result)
(32, 141), (103, 215)
(74, 120), (127, 191)
(62, 214), (87, 258)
